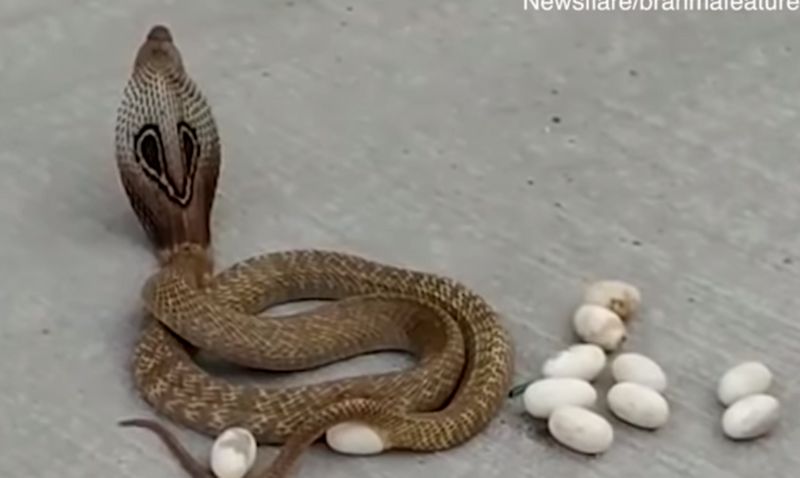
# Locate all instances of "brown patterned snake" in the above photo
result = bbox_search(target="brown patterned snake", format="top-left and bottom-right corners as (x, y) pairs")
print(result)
(115, 25), (514, 478)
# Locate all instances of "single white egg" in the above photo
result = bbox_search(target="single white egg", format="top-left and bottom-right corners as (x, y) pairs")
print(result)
(542, 344), (607, 381)
(610, 353), (667, 392)
(210, 427), (257, 478)
(572, 304), (627, 351)
(326, 422), (385, 455)
(523, 377), (598, 419)
(722, 394), (780, 440)
(606, 382), (670, 430)
(583, 280), (641, 320)
(548, 405), (614, 454)
(717, 361), (773, 406)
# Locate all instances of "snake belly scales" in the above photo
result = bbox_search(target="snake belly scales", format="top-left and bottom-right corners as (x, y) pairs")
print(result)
(115, 25), (515, 478)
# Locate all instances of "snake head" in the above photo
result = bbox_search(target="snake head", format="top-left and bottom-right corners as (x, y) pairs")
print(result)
(115, 25), (220, 264)
(133, 25), (184, 72)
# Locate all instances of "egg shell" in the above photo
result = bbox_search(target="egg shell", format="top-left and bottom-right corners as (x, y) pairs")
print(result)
(583, 280), (641, 320)
(572, 304), (627, 351)
(722, 394), (780, 440)
(607, 382), (670, 429)
(611, 353), (667, 392)
(523, 377), (598, 419)
(548, 405), (614, 454)
(542, 344), (607, 381)
(326, 422), (385, 455)
(210, 427), (257, 478)
(717, 361), (773, 406)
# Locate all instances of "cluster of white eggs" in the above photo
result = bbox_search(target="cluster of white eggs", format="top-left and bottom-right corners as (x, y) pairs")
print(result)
(517, 280), (781, 455)
(717, 361), (781, 440)
(520, 280), (662, 454)
(523, 348), (670, 454)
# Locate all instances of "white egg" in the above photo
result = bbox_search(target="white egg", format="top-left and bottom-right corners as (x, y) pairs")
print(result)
(583, 280), (641, 320)
(210, 427), (257, 478)
(610, 353), (667, 392)
(722, 394), (780, 440)
(572, 304), (627, 351)
(717, 361), (773, 406)
(548, 405), (614, 454)
(542, 344), (607, 381)
(326, 421), (385, 455)
(522, 377), (598, 419)
(606, 382), (670, 430)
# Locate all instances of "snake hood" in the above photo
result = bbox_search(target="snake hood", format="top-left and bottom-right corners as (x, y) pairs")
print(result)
(115, 24), (221, 263)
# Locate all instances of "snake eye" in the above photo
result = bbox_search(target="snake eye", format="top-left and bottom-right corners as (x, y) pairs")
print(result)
(134, 125), (164, 177)
(178, 121), (199, 174)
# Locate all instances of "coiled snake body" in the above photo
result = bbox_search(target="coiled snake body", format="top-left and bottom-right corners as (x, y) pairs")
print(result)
(116, 25), (514, 478)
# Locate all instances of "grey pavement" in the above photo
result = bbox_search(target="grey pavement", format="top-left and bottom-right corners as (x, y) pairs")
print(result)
(1, 1), (798, 477)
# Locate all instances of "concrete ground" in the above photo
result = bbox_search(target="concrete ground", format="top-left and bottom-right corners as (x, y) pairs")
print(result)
(1, 1), (798, 477)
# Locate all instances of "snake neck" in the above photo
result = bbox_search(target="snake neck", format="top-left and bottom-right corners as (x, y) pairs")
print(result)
(158, 243), (214, 288)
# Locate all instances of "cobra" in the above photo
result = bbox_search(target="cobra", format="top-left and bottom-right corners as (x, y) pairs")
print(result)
(115, 25), (515, 478)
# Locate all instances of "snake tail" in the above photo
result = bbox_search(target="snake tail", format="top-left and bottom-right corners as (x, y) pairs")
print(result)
(118, 418), (213, 478)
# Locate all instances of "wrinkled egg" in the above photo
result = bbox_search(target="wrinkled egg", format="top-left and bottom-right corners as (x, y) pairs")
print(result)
(572, 304), (627, 351)
(548, 405), (614, 454)
(717, 361), (773, 406)
(722, 394), (780, 440)
(583, 280), (641, 320)
(210, 427), (257, 478)
(542, 344), (607, 381)
(326, 422), (385, 455)
(611, 353), (667, 392)
(523, 377), (598, 419)
(607, 382), (670, 430)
